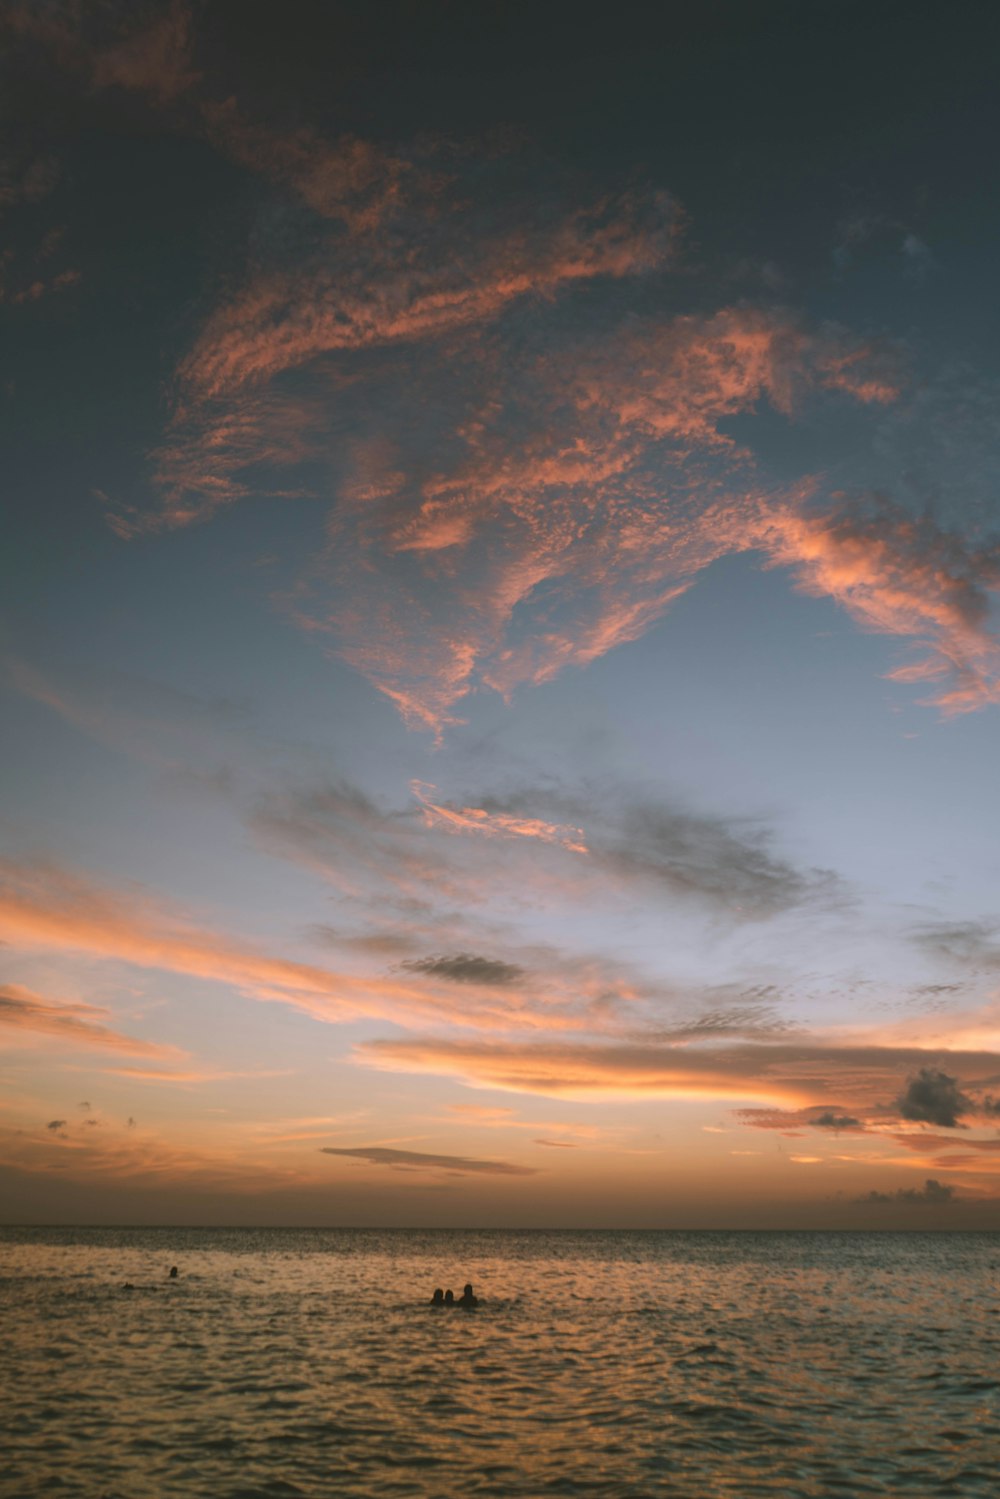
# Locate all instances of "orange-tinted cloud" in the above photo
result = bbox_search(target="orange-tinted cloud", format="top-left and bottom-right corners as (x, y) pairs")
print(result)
(297, 311), (903, 733)
(0, 982), (179, 1057)
(0, 858), (614, 1035)
(103, 1065), (290, 1084)
(356, 1035), (1000, 1108)
(757, 499), (1000, 714)
(29, 7), (995, 728)
(0, 859), (465, 1028)
(173, 187), (677, 404)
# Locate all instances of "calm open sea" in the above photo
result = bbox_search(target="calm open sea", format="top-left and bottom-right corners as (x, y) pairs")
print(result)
(1, 1227), (998, 1497)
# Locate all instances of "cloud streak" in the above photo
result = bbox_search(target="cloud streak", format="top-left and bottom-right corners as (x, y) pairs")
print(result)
(0, 983), (179, 1058)
(320, 1145), (536, 1176)
(356, 1035), (1000, 1109)
(0, 859), (515, 1031)
(0, 858), (635, 1036)
(413, 781), (588, 854)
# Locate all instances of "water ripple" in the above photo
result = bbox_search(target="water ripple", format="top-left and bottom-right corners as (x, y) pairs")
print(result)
(1, 1227), (998, 1497)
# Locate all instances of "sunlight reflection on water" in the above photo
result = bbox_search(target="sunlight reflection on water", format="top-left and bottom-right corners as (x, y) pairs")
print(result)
(2, 1228), (998, 1497)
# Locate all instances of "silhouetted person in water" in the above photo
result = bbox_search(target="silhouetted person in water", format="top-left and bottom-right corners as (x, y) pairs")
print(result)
(430, 1288), (445, 1307)
(443, 1289), (455, 1306)
(168, 1266), (178, 1279)
(458, 1283), (479, 1308)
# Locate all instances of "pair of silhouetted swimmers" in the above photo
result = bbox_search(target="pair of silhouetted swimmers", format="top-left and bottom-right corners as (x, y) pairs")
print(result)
(430, 1283), (479, 1308)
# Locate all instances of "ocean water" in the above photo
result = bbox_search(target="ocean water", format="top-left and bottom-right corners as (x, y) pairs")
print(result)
(1, 1228), (998, 1498)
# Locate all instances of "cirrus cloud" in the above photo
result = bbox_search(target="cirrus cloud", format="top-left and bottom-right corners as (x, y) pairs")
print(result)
(320, 1145), (536, 1176)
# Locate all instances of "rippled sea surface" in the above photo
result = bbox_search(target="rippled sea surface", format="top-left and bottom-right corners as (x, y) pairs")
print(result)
(2, 1228), (999, 1497)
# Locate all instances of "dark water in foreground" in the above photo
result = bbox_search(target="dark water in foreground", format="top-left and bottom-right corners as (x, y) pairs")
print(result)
(2, 1228), (998, 1498)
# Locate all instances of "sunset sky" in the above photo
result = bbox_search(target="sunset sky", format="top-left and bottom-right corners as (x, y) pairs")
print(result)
(3, 0), (1000, 1227)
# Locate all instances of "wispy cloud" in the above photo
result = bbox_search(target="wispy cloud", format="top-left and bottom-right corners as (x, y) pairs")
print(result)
(759, 497), (1000, 714)
(0, 858), (622, 1035)
(254, 769), (839, 942)
(911, 919), (1000, 967)
(356, 1035), (1000, 1109)
(0, 859), (510, 1031)
(12, 2), (1000, 733)
(103, 1065), (290, 1085)
(174, 184), (676, 404)
(411, 779), (837, 920)
(413, 781), (588, 854)
(299, 312), (900, 734)
(0, 982), (179, 1058)
(320, 1145), (536, 1176)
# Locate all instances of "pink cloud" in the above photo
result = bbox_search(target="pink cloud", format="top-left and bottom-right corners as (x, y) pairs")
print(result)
(412, 780), (588, 854)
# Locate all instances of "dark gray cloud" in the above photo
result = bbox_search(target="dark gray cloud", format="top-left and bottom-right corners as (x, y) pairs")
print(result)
(604, 804), (835, 918)
(470, 786), (842, 921)
(46, 1119), (67, 1134)
(320, 1146), (536, 1175)
(401, 953), (525, 987)
(251, 778), (460, 902)
(533, 1138), (578, 1148)
(911, 919), (1000, 966)
(896, 1068), (972, 1128)
(857, 1178), (955, 1206)
(255, 767), (845, 940)
(737, 1106), (866, 1134)
(810, 1111), (863, 1130)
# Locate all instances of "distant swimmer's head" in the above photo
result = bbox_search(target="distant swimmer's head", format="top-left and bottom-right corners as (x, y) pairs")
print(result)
(463, 1283), (474, 1298)
(431, 1288), (445, 1306)
(168, 1266), (178, 1278)
(444, 1289), (455, 1306)
(459, 1282), (479, 1306)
